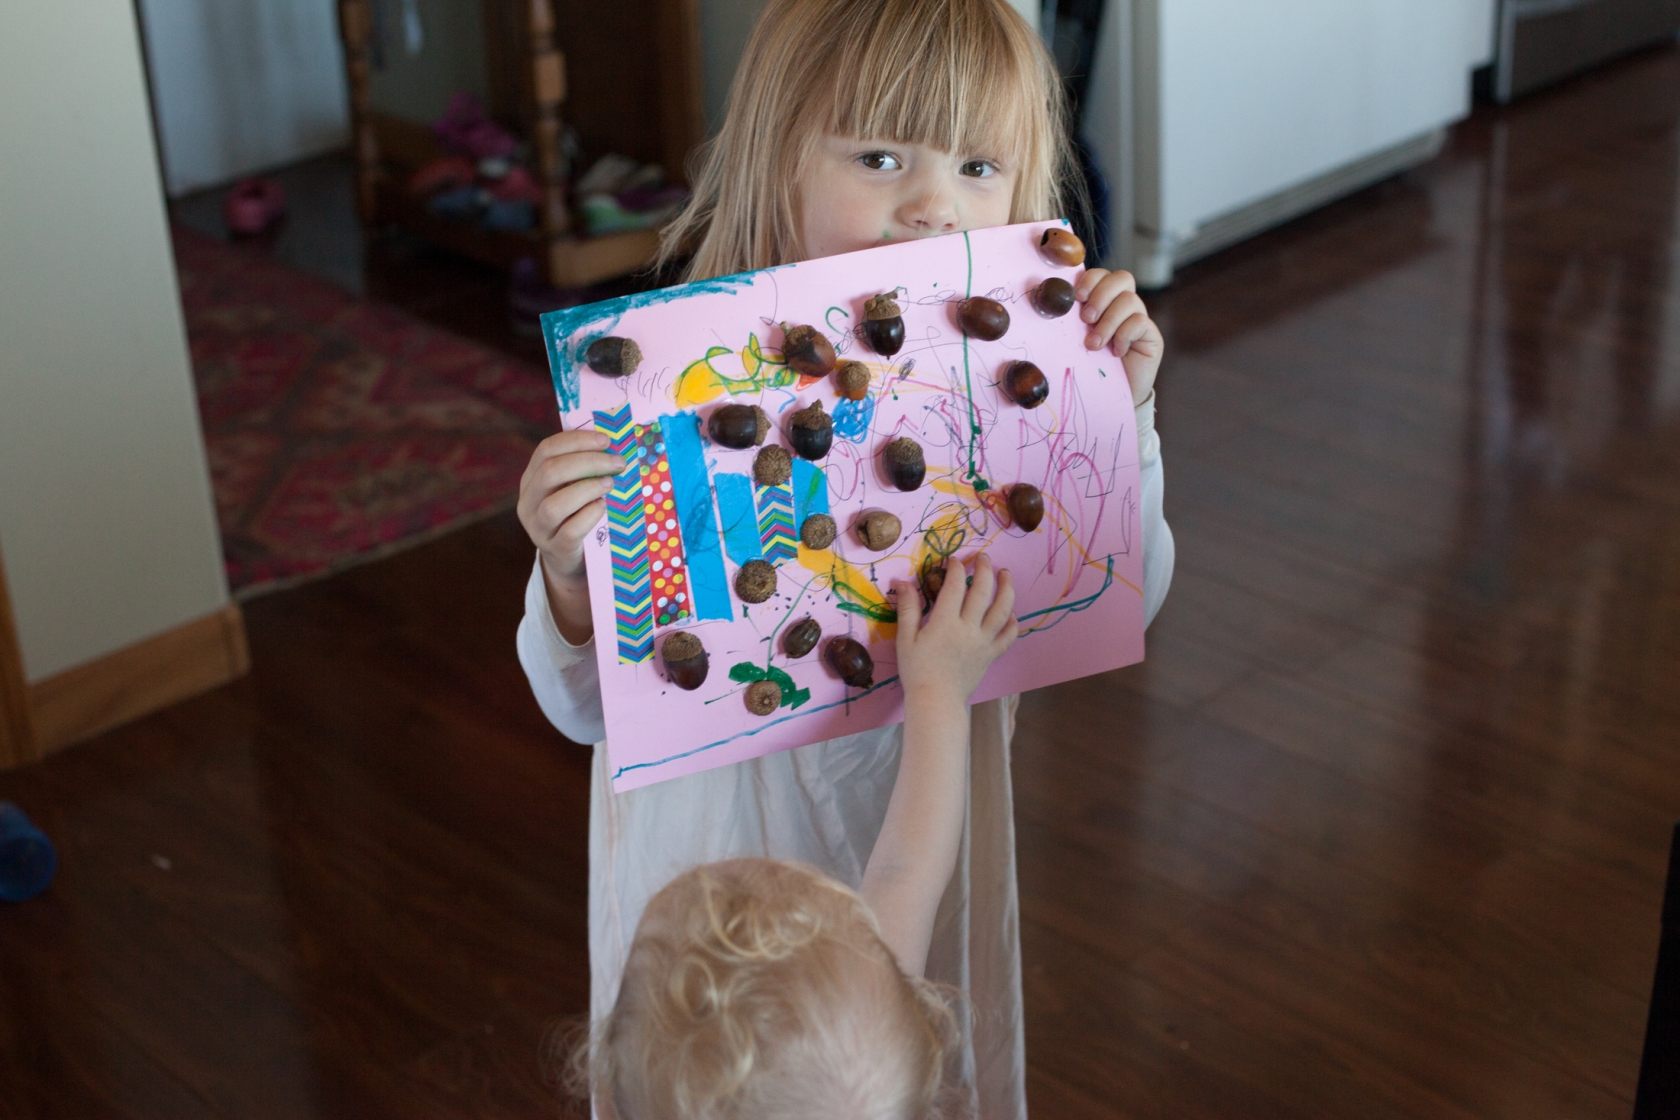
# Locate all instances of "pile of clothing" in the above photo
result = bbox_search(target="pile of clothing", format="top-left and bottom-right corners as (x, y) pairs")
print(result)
(405, 93), (689, 237)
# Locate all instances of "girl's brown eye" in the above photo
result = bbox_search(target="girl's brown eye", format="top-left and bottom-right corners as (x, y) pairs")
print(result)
(859, 152), (900, 171)
(961, 159), (996, 179)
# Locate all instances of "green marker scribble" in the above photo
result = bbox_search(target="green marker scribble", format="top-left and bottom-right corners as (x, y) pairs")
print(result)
(831, 576), (898, 624)
(728, 661), (811, 710)
(959, 232), (990, 493)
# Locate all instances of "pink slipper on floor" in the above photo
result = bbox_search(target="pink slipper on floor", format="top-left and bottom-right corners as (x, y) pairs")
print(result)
(224, 178), (287, 236)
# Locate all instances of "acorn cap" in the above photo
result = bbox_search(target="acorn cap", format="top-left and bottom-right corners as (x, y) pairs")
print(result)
(662, 631), (703, 661)
(753, 444), (793, 486)
(865, 293), (902, 320)
(835, 361), (871, 400)
(883, 437), (924, 466)
(790, 400), (831, 429)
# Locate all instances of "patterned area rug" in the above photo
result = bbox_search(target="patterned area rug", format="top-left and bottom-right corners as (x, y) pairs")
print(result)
(173, 227), (556, 596)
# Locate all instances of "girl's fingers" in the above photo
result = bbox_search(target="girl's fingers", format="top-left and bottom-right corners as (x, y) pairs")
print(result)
(931, 560), (967, 620)
(532, 428), (612, 462)
(1073, 267), (1108, 301)
(894, 580), (921, 646)
(1111, 310), (1160, 358)
(993, 616), (1020, 656)
(981, 569), (1015, 637)
(534, 450), (629, 496)
(1086, 291), (1147, 350)
(534, 475), (616, 541)
(550, 497), (608, 553)
(1078, 268), (1137, 314)
(960, 555), (996, 624)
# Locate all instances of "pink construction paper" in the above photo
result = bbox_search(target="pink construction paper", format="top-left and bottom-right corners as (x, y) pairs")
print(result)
(541, 221), (1144, 791)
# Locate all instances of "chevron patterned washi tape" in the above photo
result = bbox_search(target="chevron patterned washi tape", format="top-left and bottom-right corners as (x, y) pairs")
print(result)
(755, 478), (798, 563)
(594, 404), (656, 663)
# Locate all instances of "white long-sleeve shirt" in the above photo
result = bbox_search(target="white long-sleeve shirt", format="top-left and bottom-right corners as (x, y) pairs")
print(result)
(518, 394), (1173, 1120)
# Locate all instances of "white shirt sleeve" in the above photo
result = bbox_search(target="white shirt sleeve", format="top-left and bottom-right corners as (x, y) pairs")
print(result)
(515, 558), (607, 745)
(1135, 391), (1175, 628)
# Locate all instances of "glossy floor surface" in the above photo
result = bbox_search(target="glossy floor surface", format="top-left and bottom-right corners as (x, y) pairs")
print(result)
(6, 47), (1680, 1119)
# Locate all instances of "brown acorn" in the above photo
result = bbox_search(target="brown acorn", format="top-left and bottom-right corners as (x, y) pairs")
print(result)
(735, 559), (777, 604)
(1030, 277), (1076, 317)
(781, 323), (837, 378)
(1003, 361), (1049, 409)
(744, 679), (782, 716)
(782, 617), (822, 659)
(957, 297), (1009, 341)
(834, 360), (871, 401)
(863, 293), (905, 356)
(584, 336), (642, 377)
(787, 400), (833, 460)
(709, 403), (770, 449)
(1040, 227), (1086, 267)
(921, 560), (947, 605)
(661, 631), (709, 691)
(825, 636), (874, 688)
(1009, 483), (1045, 531)
(882, 437), (925, 492)
(855, 510), (901, 551)
(800, 513), (837, 550)
(754, 444), (792, 486)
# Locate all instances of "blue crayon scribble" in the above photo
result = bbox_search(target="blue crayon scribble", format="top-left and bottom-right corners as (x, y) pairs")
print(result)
(832, 395), (875, 442)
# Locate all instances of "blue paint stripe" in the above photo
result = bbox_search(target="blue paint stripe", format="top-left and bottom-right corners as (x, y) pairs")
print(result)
(790, 459), (829, 525)
(714, 474), (763, 565)
(659, 412), (732, 622)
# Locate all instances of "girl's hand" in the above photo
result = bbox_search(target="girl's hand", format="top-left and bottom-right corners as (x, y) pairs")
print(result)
(516, 430), (625, 644)
(1075, 267), (1164, 406)
(893, 554), (1018, 710)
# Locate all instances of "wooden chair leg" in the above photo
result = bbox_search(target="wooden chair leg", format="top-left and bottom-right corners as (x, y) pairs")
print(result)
(338, 0), (381, 226)
(1635, 822), (1680, 1118)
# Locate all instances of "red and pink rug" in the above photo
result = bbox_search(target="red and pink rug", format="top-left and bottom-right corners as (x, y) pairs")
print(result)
(173, 227), (556, 596)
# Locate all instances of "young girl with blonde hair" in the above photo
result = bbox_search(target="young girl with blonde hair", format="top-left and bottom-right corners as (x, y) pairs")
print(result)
(588, 558), (1017, 1119)
(516, 0), (1175, 1114)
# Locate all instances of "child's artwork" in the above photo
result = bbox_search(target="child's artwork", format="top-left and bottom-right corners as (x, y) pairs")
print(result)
(540, 221), (1145, 791)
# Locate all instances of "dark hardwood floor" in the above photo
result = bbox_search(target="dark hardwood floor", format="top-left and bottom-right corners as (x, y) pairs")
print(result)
(7, 45), (1680, 1119)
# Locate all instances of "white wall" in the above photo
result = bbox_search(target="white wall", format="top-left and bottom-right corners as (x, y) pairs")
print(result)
(0, 0), (230, 682)
(137, 0), (350, 196)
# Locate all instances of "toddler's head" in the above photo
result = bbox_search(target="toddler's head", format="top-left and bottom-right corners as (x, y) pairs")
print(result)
(665, 0), (1072, 279)
(588, 858), (957, 1120)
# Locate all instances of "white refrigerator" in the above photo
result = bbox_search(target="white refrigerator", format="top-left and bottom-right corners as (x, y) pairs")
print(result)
(1084, 0), (1498, 285)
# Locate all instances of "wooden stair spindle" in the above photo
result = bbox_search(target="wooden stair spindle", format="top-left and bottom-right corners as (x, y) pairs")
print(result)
(338, 0), (381, 224)
(526, 0), (572, 274)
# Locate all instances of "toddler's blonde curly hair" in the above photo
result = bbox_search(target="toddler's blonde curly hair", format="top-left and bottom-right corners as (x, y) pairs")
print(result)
(579, 859), (960, 1120)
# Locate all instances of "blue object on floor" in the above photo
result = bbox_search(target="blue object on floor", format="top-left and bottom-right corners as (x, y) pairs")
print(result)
(482, 198), (534, 231)
(425, 184), (481, 220)
(0, 802), (56, 902)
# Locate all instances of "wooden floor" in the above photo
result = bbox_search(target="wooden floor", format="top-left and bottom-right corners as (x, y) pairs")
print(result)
(6, 47), (1680, 1119)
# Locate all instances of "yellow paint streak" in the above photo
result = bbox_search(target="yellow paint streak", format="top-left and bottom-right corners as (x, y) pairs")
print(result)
(796, 544), (898, 642)
(671, 334), (796, 408)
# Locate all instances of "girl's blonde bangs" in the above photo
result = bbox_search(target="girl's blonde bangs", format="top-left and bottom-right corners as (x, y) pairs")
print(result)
(816, 0), (1046, 173)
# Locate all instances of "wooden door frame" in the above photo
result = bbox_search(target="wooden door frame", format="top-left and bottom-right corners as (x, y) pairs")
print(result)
(0, 538), (248, 771)
(0, 543), (39, 768)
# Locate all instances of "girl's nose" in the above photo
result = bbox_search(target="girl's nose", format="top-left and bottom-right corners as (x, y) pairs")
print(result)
(897, 185), (958, 234)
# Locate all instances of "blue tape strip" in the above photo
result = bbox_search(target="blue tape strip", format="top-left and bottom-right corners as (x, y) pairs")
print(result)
(714, 474), (764, 565)
(659, 412), (731, 621)
(790, 459), (829, 525)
